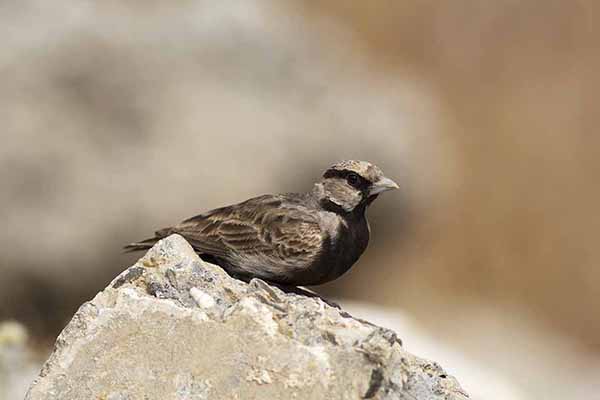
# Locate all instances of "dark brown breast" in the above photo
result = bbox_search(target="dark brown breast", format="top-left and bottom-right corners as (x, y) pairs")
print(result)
(305, 211), (370, 285)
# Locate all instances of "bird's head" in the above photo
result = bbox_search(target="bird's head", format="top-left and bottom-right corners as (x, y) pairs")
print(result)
(315, 160), (399, 213)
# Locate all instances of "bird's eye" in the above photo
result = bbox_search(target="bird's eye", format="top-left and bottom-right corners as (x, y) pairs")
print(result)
(346, 173), (360, 187)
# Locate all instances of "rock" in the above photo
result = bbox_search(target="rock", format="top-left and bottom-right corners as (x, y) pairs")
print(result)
(26, 234), (468, 400)
(0, 321), (44, 400)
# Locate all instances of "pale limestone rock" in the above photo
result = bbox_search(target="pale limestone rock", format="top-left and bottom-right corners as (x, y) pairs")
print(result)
(26, 234), (468, 400)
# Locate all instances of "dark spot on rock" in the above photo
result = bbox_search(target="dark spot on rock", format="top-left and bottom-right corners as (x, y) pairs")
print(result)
(112, 267), (145, 289)
(165, 269), (178, 288)
(146, 281), (172, 298)
(364, 368), (385, 398)
(372, 327), (399, 346)
(146, 281), (162, 297)
(145, 280), (180, 300)
(322, 330), (338, 345)
(439, 374), (447, 379)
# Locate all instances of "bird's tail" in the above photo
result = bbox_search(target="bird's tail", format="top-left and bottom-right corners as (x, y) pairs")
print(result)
(123, 228), (173, 253)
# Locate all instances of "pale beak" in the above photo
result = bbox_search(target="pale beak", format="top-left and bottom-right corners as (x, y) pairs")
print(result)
(369, 176), (399, 195)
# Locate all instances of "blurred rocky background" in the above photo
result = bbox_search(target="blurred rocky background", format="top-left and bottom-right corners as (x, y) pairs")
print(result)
(0, 1), (598, 399)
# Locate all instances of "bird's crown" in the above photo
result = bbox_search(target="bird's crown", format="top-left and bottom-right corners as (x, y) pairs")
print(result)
(324, 160), (384, 183)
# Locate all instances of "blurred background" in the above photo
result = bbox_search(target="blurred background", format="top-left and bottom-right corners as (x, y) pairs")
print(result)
(0, 1), (598, 399)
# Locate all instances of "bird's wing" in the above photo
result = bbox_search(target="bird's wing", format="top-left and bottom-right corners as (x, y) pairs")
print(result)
(171, 195), (324, 268)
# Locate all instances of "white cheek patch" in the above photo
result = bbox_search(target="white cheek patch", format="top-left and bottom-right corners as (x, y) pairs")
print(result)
(342, 193), (362, 212)
(327, 184), (362, 211)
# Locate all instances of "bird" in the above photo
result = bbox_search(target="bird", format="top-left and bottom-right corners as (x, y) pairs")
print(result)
(125, 160), (399, 286)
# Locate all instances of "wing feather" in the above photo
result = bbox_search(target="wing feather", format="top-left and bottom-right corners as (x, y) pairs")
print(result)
(169, 195), (324, 272)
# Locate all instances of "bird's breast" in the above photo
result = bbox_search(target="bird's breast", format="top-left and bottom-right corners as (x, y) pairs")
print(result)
(316, 216), (370, 283)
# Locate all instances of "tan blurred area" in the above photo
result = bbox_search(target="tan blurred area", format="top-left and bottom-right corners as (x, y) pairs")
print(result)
(309, 0), (599, 339)
(0, 1), (598, 398)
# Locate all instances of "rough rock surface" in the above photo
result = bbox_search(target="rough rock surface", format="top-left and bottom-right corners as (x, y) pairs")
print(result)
(26, 234), (468, 400)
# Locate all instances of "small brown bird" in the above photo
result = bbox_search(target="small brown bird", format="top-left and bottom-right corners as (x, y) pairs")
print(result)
(125, 160), (398, 286)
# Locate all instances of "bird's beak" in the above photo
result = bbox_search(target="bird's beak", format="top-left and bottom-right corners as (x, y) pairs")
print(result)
(370, 176), (399, 195)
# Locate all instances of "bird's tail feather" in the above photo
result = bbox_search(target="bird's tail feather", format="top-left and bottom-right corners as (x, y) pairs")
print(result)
(123, 228), (173, 253)
(123, 237), (160, 253)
